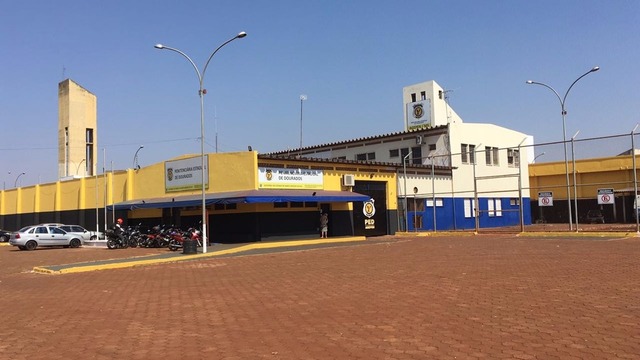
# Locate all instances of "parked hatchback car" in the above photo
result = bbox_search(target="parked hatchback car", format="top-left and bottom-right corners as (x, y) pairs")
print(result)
(584, 209), (605, 224)
(58, 225), (104, 241)
(9, 225), (82, 251)
(0, 229), (11, 242)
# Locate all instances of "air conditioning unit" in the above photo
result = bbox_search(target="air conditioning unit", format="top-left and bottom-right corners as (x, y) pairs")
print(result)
(343, 174), (355, 187)
(416, 135), (423, 145)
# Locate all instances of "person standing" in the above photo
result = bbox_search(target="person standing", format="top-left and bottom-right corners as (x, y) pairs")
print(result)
(320, 212), (329, 238)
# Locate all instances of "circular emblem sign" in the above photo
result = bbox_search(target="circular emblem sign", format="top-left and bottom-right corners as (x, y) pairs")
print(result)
(167, 168), (174, 181)
(413, 104), (424, 119)
(266, 169), (273, 181)
(363, 199), (376, 218)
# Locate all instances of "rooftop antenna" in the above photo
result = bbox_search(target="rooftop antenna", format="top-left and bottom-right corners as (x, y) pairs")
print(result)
(443, 89), (454, 124)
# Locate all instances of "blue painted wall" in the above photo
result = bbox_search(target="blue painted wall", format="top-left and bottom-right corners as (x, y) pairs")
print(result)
(406, 197), (531, 231)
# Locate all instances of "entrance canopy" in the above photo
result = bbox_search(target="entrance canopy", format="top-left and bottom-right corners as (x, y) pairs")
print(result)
(108, 189), (371, 211)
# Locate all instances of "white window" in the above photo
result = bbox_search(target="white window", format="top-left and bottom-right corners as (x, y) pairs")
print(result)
(485, 146), (499, 166)
(469, 144), (476, 164)
(426, 199), (443, 207)
(461, 144), (477, 164)
(488, 199), (503, 217)
(461, 144), (468, 164)
(464, 198), (476, 218)
(507, 149), (520, 168)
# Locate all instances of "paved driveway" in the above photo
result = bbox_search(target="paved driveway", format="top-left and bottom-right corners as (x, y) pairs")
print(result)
(1, 234), (639, 359)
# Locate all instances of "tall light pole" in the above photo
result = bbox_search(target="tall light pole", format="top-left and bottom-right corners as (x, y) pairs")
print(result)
(571, 130), (580, 232)
(133, 145), (144, 169)
(526, 66), (599, 230)
(155, 31), (247, 254)
(403, 151), (412, 232)
(631, 124), (639, 234)
(14, 172), (25, 188)
(299, 94), (307, 149)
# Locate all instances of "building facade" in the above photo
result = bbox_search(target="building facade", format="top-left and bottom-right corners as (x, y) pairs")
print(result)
(271, 80), (534, 231)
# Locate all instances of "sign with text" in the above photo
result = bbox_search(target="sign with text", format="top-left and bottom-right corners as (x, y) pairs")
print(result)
(258, 167), (323, 189)
(165, 156), (208, 192)
(597, 188), (614, 205)
(406, 99), (432, 131)
(538, 191), (553, 207)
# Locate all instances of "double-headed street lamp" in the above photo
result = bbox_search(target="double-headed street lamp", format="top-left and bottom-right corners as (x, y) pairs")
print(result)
(526, 66), (599, 231)
(154, 31), (247, 254)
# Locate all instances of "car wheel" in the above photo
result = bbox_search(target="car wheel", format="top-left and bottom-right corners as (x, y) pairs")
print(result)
(90, 235), (97, 240)
(0, 235), (7, 242)
(25, 240), (37, 251)
(69, 238), (82, 248)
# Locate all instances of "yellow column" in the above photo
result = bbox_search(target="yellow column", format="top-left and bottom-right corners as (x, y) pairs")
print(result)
(126, 168), (134, 201)
(55, 181), (62, 212)
(79, 177), (86, 209)
(34, 184), (40, 213)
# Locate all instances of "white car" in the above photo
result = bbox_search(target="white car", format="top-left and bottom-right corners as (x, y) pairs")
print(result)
(58, 225), (104, 241)
(9, 225), (83, 251)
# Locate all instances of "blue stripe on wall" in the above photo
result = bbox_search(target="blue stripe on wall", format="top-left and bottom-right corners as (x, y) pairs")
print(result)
(406, 197), (531, 231)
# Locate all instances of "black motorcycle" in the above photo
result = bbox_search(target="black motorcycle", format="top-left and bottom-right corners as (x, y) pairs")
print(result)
(105, 228), (130, 249)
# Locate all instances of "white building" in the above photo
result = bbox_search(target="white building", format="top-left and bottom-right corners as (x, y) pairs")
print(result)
(269, 80), (533, 231)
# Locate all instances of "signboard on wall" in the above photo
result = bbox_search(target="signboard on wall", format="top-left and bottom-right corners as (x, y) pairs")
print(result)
(406, 99), (432, 131)
(258, 167), (323, 189)
(538, 191), (553, 206)
(165, 156), (208, 192)
(597, 188), (614, 205)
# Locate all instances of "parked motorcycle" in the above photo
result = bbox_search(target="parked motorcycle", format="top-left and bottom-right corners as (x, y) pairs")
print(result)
(168, 227), (202, 251)
(105, 228), (129, 249)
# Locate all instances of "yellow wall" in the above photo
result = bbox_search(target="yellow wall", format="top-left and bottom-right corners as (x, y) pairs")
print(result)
(0, 151), (399, 215)
(529, 155), (639, 200)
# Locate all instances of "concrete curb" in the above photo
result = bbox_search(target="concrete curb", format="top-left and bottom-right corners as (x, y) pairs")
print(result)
(32, 236), (367, 275)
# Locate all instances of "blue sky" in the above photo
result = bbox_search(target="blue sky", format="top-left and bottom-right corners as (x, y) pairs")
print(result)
(1, 1), (639, 186)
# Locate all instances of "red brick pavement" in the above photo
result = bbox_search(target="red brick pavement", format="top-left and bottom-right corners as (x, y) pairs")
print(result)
(1, 235), (639, 359)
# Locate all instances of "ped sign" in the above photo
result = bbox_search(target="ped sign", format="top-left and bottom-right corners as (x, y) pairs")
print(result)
(538, 191), (553, 207)
(597, 188), (615, 205)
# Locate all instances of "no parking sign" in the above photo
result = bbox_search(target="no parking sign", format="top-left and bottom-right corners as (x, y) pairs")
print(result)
(538, 191), (553, 206)
(597, 188), (614, 205)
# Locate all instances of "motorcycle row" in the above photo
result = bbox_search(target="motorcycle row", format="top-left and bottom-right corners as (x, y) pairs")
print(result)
(105, 224), (203, 251)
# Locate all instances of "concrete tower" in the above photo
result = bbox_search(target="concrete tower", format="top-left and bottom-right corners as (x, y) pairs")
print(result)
(58, 79), (97, 178)
(402, 80), (463, 131)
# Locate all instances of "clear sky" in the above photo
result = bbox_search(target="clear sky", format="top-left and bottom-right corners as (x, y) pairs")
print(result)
(1, 0), (639, 186)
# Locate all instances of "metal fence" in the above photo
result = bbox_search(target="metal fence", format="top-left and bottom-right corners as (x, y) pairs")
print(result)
(398, 129), (640, 233)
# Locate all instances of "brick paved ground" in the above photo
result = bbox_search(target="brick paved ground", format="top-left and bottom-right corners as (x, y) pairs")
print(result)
(1, 234), (639, 359)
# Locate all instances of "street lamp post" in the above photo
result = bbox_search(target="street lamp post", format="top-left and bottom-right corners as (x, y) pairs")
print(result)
(403, 151), (413, 232)
(14, 172), (26, 188)
(526, 66), (599, 230)
(571, 130), (580, 232)
(155, 31), (247, 254)
(299, 95), (307, 149)
(133, 145), (144, 170)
